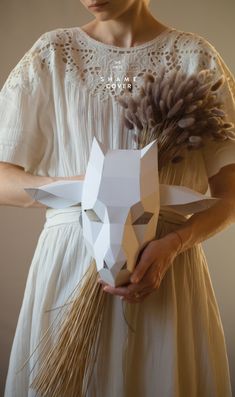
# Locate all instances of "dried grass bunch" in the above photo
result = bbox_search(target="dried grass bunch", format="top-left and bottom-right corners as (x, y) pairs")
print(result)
(118, 66), (235, 169)
(17, 259), (109, 397)
(18, 67), (235, 397)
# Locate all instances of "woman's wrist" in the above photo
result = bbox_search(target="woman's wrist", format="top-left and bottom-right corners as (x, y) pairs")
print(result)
(163, 230), (183, 255)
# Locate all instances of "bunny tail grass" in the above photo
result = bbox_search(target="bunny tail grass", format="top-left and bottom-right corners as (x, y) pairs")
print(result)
(29, 258), (108, 397)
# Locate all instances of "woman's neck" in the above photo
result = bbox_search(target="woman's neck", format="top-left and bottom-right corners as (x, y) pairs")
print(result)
(81, 4), (168, 48)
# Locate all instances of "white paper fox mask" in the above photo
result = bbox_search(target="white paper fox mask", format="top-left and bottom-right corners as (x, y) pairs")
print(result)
(24, 137), (220, 287)
(81, 137), (160, 287)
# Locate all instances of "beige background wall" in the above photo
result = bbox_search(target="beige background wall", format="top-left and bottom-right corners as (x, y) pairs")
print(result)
(0, 0), (234, 395)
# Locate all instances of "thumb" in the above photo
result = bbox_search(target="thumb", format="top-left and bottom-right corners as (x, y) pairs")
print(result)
(130, 249), (153, 283)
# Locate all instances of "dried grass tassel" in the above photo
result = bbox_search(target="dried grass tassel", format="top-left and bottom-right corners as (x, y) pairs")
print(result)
(21, 259), (108, 397)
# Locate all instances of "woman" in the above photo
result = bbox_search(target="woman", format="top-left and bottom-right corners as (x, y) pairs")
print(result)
(1, 0), (235, 395)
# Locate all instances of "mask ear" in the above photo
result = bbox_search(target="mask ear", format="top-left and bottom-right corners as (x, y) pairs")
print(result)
(159, 183), (220, 215)
(140, 139), (158, 159)
(87, 137), (107, 177)
(91, 137), (107, 157)
(24, 179), (84, 209)
(140, 139), (158, 175)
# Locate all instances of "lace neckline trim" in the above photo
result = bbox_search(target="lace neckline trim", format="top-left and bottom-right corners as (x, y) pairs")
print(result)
(76, 26), (177, 51)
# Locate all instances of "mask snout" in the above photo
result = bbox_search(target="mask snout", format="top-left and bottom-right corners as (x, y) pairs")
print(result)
(98, 247), (129, 287)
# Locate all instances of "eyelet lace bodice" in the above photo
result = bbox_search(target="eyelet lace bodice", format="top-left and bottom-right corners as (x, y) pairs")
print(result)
(3, 26), (221, 102)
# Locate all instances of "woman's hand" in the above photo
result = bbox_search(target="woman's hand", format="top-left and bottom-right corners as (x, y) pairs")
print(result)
(97, 231), (182, 303)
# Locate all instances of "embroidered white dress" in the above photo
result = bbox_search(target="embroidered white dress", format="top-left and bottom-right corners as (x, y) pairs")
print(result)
(1, 26), (235, 397)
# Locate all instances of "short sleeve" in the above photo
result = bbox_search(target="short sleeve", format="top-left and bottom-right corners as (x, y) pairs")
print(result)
(0, 33), (50, 173)
(200, 39), (235, 178)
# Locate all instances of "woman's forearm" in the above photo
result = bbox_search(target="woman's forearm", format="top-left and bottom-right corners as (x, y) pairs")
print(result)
(166, 198), (235, 254)
(0, 163), (83, 208)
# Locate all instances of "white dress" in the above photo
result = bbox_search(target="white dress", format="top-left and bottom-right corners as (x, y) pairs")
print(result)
(1, 26), (235, 397)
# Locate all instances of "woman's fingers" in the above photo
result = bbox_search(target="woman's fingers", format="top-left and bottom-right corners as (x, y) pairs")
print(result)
(122, 287), (156, 303)
(97, 269), (159, 300)
(101, 280), (147, 298)
(102, 285), (130, 297)
(97, 275), (150, 297)
(130, 241), (156, 283)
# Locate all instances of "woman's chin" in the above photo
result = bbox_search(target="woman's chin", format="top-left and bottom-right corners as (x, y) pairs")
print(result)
(93, 13), (114, 21)
(93, 13), (109, 19)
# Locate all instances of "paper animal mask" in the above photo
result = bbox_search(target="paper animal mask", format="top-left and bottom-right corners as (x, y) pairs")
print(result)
(25, 137), (220, 287)
(80, 138), (160, 286)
